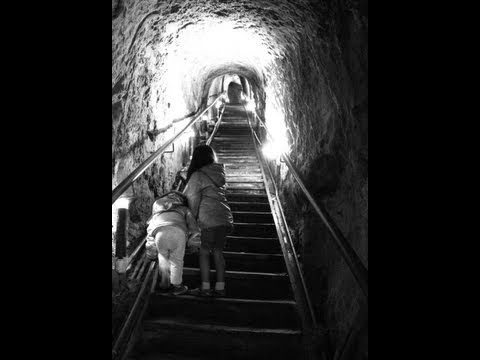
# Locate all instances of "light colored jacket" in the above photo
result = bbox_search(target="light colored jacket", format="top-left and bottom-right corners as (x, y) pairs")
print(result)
(183, 163), (233, 229)
(146, 194), (200, 238)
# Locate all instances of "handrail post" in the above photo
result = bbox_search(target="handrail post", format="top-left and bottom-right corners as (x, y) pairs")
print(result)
(113, 195), (134, 291)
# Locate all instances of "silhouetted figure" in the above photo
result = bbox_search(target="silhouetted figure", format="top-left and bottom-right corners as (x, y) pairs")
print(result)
(227, 82), (243, 104)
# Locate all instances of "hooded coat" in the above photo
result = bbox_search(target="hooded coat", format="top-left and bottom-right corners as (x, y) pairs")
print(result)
(146, 192), (200, 238)
(183, 163), (233, 229)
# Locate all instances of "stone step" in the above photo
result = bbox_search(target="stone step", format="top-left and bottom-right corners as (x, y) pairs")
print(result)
(147, 294), (299, 329)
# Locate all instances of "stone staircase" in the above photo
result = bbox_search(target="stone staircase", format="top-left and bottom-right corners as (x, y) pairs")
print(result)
(129, 104), (306, 359)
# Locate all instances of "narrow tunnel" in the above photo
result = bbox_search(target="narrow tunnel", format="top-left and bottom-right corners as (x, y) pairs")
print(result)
(112, 1), (368, 359)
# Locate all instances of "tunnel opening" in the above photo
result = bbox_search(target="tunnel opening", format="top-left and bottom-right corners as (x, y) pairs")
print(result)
(113, 1), (368, 359)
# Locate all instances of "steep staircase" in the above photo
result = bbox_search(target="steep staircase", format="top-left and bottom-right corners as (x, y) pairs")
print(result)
(129, 104), (307, 359)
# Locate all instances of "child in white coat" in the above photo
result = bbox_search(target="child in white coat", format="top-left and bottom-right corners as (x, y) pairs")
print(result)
(145, 191), (201, 295)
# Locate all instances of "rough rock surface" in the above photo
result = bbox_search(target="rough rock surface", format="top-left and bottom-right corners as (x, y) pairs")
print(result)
(112, 0), (367, 356)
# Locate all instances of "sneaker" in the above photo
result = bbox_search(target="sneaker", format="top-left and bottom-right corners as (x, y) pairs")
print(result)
(171, 284), (188, 296)
(188, 288), (212, 297)
(213, 289), (226, 297)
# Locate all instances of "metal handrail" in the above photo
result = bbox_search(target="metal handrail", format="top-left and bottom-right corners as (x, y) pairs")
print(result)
(205, 102), (226, 146)
(250, 111), (368, 298)
(247, 114), (318, 330)
(112, 260), (156, 360)
(112, 92), (226, 204)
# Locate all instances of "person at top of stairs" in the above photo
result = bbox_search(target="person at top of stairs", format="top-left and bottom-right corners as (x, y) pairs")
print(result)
(183, 144), (234, 297)
(145, 191), (201, 296)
